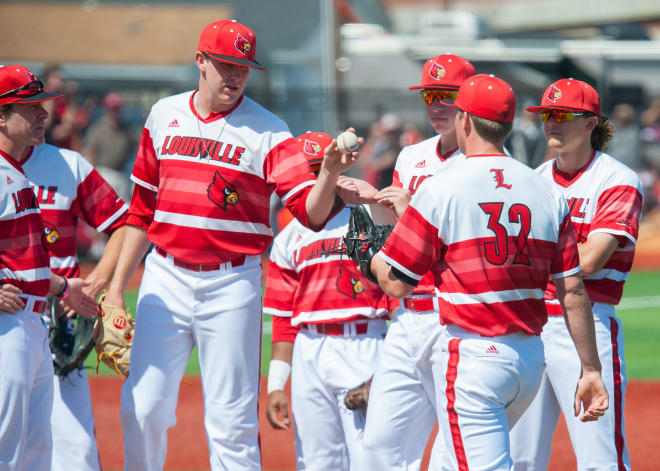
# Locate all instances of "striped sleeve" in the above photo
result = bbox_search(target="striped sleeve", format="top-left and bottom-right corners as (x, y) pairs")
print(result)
(126, 185), (156, 229)
(590, 184), (643, 247)
(263, 259), (298, 317)
(550, 212), (581, 279)
(71, 166), (128, 235)
(130, 111), (159, 192)
(271, 314), (300, 343)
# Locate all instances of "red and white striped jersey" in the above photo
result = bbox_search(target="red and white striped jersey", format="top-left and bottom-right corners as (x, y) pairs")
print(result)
(129, 90), (317, 264)
(0, 149), (50, 297)
(380, 154), (580, 336)
(22, 144), (128, 278)
(264, 206), (393, 341)
(391, 135), (464, 297)
(537, 151), (643, 313)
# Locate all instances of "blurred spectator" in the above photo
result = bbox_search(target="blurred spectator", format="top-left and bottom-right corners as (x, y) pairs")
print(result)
(400, 122), (424, 148)
(358, 113), (402, 189)
(82, 92), (133, 202)
(508, 105), (548, 168)
(609, 103), (642, 169)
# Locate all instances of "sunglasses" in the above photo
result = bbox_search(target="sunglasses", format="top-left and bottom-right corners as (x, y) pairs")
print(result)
(0, 80), (44, 99)
(420, 89), (457, 105)
(540, 109), (585, 123)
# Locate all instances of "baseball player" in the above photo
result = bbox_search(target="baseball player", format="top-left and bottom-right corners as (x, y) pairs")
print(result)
(0, 64), (100, 470)
(264, 132), (394, 470)
(102, 20), (359, 471)
(25, 118), (128, 470)
(357, 54), (476, 470)
(509, 79), (643, 470)
(367, 74), (609, 470)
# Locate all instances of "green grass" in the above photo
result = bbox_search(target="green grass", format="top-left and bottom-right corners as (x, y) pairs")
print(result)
(87, 271), (660, 380)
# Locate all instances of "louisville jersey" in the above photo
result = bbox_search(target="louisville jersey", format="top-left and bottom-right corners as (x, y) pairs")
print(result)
(537, 151), (643, 312)
(380, 154), (580, 336)
(264, 206), (393, 341)
(23, 144), (128, 278)
(391, 135), (464, 296)
(0, 150), (50, 296)
(129, 90), (317, 264)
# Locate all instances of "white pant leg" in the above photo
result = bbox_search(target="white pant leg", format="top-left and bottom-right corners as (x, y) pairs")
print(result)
(362, 311), (441, 471)
(291, 321), (386, 471)
(51, 368), (101, 471)
(434, 326), (545, 471)
(540, 313), (630, 471)
(0, 309), (53, 471)
(122, 252), (197, 471)
(193, 259), (264, 471)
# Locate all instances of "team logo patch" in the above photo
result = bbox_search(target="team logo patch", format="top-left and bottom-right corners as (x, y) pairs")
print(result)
(336, 262), (365, 300)
(429, 61), (446, 81)
(547, 84), (561, 102)
(42, 222), (60, 249)
(235, 34), (251, 56)
(207, 170), (239, 211)
(303, 139), (322, 156)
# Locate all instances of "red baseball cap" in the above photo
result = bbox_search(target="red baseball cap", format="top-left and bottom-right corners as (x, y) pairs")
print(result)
(198, 20), (264, 70)
(296, 131), (332, 173)
(526, 78), (601, 115)
(409, 54), (475, 91)
(0, 65), (63, 107)
(453, 74), (516, 123)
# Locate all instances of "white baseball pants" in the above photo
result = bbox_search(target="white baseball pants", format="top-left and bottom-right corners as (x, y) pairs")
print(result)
(291, 319), (386, 471)
(434, 324), (545, 471)
(121, 249), (263, 471)
(510, 306), (630, 470)
(51, 368), (101, 471)
(0, 297), (53, 471)
(362, 308), (446, 470)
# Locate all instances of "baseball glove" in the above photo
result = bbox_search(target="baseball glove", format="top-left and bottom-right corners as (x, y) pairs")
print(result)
(95, 292), (135, 379)
(48, 302), (97, 377)
(344, 377), (373, 412)
(344, 205), (393, 283)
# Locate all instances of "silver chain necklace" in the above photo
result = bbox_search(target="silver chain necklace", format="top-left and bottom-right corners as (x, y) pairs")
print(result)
(194, 93), (228, 159)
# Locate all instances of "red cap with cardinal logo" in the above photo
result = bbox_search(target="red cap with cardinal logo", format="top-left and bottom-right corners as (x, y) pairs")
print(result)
(526, 78), (601, 115)
(296, 131), (332, 173)
(0, 65), (63, 106)
(198, 19), (264, 70)
(409, 54), (475, 91)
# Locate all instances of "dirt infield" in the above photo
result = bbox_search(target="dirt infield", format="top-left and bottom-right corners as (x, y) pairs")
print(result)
(91, 377), (659, 470)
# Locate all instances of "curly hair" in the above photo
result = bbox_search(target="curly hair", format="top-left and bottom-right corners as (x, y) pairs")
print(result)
(591, 115), (615, 152)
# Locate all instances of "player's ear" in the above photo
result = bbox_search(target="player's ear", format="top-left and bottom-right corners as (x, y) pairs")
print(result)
(195, 51), (207, 73)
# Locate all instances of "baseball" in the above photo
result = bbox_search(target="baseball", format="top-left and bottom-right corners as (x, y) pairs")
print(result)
(336, 131), (359, 154)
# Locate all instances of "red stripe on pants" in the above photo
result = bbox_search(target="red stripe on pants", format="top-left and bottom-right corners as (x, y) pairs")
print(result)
(609, 317), (626, 470)
(446, 338), (469, 470)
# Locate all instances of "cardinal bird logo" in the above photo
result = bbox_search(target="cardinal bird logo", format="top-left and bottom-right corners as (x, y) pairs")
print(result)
(207, 171), (239, 211)
(235, 34), (251, 55)
(336, 262), (365, 300)
(547, 84), (561, 103)
(303, 139), (322, 156)
(429, 61), (446, 81)
(42, 222), (60, 249)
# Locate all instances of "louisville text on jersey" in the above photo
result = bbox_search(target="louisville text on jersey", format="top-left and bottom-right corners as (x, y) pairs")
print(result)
(293, 236), (345, 266)
(161, 135), (245, 165)
(12, 187), (39, 213)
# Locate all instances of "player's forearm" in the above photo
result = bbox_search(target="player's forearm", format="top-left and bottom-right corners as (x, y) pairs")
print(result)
(371, 255), (415, 299)
(271, 341), (294, 365)
(85, 226), (126, 298)
(577, 232), (619, 276)
(105, 225), (151, 304)
(49, 272), (67, 297)
(305, 167), (341, 230)
(557, 275), (602, 373)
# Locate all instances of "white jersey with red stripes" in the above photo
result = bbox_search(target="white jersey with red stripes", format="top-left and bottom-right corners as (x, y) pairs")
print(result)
(0, 150), (50, 297)
(264, 206), (392, 329)
(22, 144), (128, 278)
(537, 151), (643, 314)
(379, 154), (580, 336)
(391, 135), (464, 297)
(130, 90), (316, 264)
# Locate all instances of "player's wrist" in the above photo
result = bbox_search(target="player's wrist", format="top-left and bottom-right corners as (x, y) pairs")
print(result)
(267, 359), (291, 393)
(54, 277), (69, 300)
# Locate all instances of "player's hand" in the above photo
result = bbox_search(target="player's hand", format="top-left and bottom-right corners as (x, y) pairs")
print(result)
(574, 370), (609, 422)
(0, 284), (25, 314)
(102, 288), (126, 309)
(336, 176), (379, 204)
(266, 390), (291, 430)
(62, 278), (99, 319)
(321, 127), (363, 176)
(375, 186), (412, 219)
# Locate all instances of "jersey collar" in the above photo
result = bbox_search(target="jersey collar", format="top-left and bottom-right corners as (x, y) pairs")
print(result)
(189, 90), (244, 123)
(0, 147), (31, 175)
(552, 150), (597, 187)
(435, 136), (458, 162)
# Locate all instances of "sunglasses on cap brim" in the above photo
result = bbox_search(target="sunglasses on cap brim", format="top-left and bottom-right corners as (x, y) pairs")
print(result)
(0, 80), (44, 99)
(420, 89), (458, 105)
(540, 109), (587, 123)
